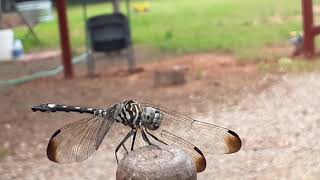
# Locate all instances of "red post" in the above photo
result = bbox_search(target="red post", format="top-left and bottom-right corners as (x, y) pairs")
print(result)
(302, 0), (315, 57)
(56, 0), (74, 78)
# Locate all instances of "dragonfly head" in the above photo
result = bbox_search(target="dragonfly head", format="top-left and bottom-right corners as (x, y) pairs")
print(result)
(141, 107), (163, 130)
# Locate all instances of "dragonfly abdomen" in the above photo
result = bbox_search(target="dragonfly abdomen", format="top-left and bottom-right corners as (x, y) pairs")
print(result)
(30, 103), (96, 114)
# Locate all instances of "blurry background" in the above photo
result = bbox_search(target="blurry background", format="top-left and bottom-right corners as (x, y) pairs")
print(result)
(1, 0), (320, 179)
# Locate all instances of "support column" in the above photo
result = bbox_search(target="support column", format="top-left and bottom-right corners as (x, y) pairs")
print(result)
(302, 0), (315, 57)
(112, 0), (120, 13)
(56, 0), (74, 78)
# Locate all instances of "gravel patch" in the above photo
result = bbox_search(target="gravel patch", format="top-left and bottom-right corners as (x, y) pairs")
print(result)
(1, 72), (320, 180)
(1, 53), (319, 179)
(197, 73), (320, 180)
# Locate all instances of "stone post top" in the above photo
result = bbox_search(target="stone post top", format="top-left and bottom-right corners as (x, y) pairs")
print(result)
(116, 145), (197, 180)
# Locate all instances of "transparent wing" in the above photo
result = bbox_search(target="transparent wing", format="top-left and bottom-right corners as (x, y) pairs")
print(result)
(142, 103), (242, 154)
(142, 103), (242, 172)
(147, 127), (207, 172)
(102, 121), (147, 162)
(106, 121), (146, 150)
(47, 116), (115, 163)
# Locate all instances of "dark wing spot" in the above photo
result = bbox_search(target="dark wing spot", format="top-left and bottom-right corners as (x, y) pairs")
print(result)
(193, 147), (206, 172)
(47, 129), (61, 162)
(194, 146), (204, 156)
(47, 138), (59, 162)
(51, 129), (61, 139)
(225, 130), (242, 153)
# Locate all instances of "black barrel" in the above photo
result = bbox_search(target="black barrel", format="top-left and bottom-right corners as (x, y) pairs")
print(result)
(87, 13), (131, 52)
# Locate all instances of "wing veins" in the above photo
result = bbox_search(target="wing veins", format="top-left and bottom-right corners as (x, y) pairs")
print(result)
(49, 115), (114, 163)
(142, 103), (241, 154)
(74, 116), (101, 161)
(56, 116), (97, 161)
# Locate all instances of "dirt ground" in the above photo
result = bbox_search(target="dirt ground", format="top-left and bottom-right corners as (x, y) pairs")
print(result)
(0, 52), (319, 179)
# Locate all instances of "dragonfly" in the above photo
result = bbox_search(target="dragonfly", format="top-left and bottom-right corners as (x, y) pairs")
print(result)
(30, 99), (241, 172)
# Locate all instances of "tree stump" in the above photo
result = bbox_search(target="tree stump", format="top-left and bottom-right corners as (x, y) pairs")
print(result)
(116, 145), (197, 180)
(153, 66), (187, 87)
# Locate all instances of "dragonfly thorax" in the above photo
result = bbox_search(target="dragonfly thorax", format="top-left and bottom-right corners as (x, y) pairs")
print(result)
(141, 107), (163, 130)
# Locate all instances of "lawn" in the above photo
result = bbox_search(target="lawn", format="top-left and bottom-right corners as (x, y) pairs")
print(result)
(14, 0), (308, 60)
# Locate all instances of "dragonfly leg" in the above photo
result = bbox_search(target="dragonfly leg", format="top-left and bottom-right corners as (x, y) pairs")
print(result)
(144, 129), (174, 155)
(122, 144), (128, 154)
(145, 129), (168, 145)
(115, 129), (135, 164)
(130, 130), (137, 151)
(141, 129), (157, 147)
(123, 129), (137, 153)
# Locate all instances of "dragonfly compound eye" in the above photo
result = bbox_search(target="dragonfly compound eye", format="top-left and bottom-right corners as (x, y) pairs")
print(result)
(142, 107), (162, 130)
(151, 111), (162, 130)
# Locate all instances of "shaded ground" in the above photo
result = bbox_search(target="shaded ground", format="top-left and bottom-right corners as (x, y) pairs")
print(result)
(0, 52), (318, 179)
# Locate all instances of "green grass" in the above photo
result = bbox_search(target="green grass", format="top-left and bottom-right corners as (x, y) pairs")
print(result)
(14, 0), (310, 60)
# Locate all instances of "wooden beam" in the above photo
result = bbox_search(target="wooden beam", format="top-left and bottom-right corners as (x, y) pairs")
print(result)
(56, 0), (74, 78)
(302, 0), (315, 57)
(312, 26), (320, 36)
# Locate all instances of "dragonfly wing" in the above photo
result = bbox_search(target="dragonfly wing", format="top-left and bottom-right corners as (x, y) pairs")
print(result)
(148, 128), (206, 172)
(142, 103), (242, 154)
(47, 116), (114, 163)
(96, 116), (115, 150)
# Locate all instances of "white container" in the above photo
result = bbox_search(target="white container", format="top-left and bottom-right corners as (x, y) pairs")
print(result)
(0, 29), (14, 61)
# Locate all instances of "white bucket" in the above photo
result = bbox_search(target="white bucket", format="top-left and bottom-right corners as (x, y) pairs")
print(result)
(0, 29), (14, 61)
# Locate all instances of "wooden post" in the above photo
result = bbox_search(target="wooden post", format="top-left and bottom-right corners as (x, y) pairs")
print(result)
(302, 0), (315, 57)
(0, 1), (2, 29)
(56, 0), (74, 78)
(116, 145), (197, 180)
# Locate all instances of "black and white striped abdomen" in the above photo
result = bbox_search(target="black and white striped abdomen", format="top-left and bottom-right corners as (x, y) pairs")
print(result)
(30, 103), (96, 114)
(30, 100), (143, 127)
(113, 100), (143, 127)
